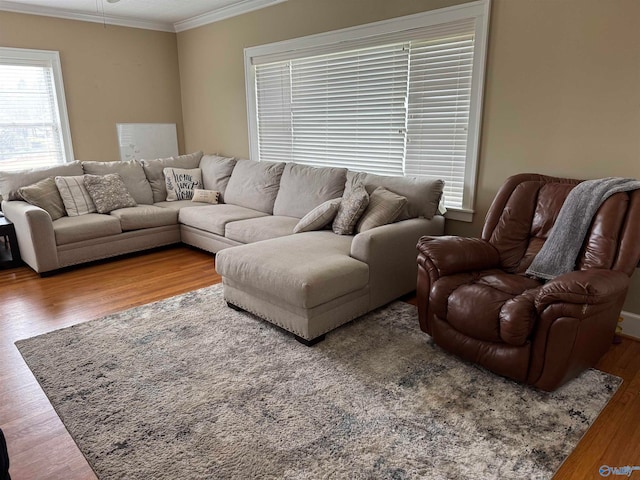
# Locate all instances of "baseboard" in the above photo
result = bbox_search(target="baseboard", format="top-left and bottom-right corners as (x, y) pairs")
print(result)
(620, 310), (640, 340)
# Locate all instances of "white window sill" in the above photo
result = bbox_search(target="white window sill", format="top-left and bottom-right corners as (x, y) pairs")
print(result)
(444, 208), (474, 223)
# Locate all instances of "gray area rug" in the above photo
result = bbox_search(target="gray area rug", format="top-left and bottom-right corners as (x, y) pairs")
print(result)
(16, 284), (620, 480)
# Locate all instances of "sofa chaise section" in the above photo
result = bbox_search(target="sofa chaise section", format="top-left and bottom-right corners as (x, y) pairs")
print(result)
(216, 169), (445, 343)
(217, 231), (370, 344)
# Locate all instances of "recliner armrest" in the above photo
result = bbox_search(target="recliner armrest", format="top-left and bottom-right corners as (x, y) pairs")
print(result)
(417, 236), (500, 276)
(535, 269), (630, 311)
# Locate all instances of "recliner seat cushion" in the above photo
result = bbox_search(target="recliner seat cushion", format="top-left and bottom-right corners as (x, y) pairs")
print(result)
(178, 204), (267, 236)
(432, 271), (541, 346)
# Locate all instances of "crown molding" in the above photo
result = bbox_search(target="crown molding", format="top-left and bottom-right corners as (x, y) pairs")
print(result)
(173, 0), (287, 32)
(0, 0), (288, 33)
(0, 1), (175, 32)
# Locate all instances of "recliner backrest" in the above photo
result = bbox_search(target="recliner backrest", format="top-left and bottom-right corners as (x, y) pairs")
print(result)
(482, 173), (640, 276)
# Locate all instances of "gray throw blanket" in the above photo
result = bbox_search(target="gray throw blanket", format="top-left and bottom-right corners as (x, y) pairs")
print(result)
(526, 177), (640, 281)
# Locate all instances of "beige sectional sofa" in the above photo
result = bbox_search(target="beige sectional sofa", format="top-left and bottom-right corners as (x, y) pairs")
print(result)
(0, 153), (445, 343)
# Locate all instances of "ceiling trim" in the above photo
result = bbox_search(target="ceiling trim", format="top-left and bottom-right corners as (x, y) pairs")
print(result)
(173, 0), (287, 32)
(0, 0), (288, 33)
(0, 1), (174, 31)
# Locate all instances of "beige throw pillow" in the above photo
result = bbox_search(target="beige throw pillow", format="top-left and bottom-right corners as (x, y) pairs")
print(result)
(55, 175), (97, 216)
(164, 168), (203, 201)
(356, 186), (408, 232)
(18, 177), (67, 220)
(332, 183), (369, 235)
(191, 188), (220, 204)
(293, 198), (342, 233)
(84, 174), (137, 214)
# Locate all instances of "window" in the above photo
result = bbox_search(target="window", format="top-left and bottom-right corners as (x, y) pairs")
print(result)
(245, 0), (490, 220)
(0, 48), (74, 171)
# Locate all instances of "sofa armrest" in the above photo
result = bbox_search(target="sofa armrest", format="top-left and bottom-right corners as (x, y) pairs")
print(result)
(416, 236), (501, 277)
(351, 216), (445, 309)
(2, 200), (59, 273)
(535, 269), (630, 312)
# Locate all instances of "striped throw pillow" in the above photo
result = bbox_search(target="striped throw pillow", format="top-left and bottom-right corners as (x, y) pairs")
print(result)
(55, 175), (97, 216)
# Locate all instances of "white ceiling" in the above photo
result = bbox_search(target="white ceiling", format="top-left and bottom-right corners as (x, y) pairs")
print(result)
(0, 0), (286, 32)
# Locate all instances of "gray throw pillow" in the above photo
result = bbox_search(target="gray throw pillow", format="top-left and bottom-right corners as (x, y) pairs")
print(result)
(82, 160), (154, 205)
(84, 174), (137, 214)
(163, 168), (203, 201)
(293, 198), (342, 233)
(55, 175), (97, 216)
(332, 183), (369, 235)
(356, 186), (408, 232)
(18, 177), (67, 220)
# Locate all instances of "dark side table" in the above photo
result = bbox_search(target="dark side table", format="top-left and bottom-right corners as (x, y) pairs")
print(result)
(0, 213), (21, 269)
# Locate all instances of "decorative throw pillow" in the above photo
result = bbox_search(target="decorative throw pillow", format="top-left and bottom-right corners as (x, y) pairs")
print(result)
(332, 183), (370, 235)
(18, 177), (66, 220)
(55, 175), (97, 216)
(164, 168), (203, 201)
(356, 186), (408, 233)
(83, 174), (137, 214)
(191, 188), (220, 204)
(294, 198), (342, 233)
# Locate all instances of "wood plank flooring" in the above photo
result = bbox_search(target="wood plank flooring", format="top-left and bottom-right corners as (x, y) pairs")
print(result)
(1, 246), (638, 479)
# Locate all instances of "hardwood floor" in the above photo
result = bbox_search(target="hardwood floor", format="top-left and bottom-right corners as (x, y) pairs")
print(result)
(1, 246), (638, 479)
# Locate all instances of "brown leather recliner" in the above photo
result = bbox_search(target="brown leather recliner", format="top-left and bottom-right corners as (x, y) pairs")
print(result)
(416, 173), (640, 391)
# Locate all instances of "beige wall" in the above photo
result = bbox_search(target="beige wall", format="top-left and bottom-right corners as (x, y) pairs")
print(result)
(0, 11), (184, 161)
(178, 0), (640, 314)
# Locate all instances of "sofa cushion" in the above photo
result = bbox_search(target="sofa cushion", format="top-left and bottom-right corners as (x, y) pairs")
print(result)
(225, 216), (299, 244)
(216, 231), (368, 309)
(84, 173), (137, 214)
(82, 160), (154, 205)
(18, 177), (66, 221)
(346, 171), (444, 220)
(293, 198), (341, 233)
(178, 204), (268, 236)
(53, 213), (122, 245)
(55, 175), (97, 216)
(0, 161), (83, 201)
(110, 205), (178, 231)
(153, 200), (210, 212)
(164, 168), (203, 201)
(199, 155), (236, 203)
(140, 151), (203, 203)
(273, 163), (347, 218)
(332, 183), (369, 235)
(356, 186), (407, 233)
(223, 159), (285, 214)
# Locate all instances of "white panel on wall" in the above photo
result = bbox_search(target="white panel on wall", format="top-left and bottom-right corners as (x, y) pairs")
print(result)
(117, 123), (178, 161)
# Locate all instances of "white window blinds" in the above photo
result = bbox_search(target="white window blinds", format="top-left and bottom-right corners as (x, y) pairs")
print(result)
(0, 49), (73, 171)
(247, 2), (489, 216)
(256, 44), (409, 176)
(405, 22), (476, 209)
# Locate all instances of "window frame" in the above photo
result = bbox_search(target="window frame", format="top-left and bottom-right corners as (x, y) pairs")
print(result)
(244, 0), (490, 221)
(0, 47), (75, 169)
